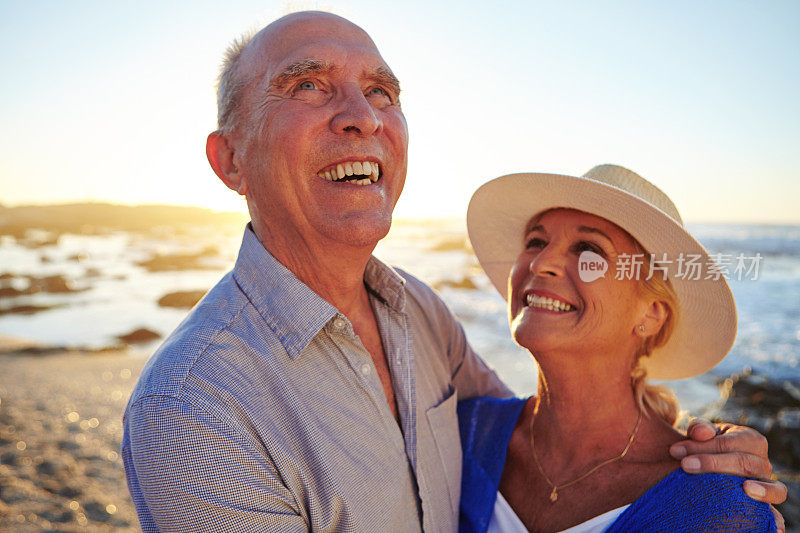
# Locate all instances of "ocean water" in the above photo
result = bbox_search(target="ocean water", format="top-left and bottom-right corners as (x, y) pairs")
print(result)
(1, 220), (798, 415)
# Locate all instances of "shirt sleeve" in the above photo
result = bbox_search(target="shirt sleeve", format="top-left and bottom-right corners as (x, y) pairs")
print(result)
(450, 325), (514, 400)
(123, 394), (308, 533)
(431, 293), (514, 400)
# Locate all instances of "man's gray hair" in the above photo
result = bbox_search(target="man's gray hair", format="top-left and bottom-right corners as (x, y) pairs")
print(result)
(216, 31), (256, 134)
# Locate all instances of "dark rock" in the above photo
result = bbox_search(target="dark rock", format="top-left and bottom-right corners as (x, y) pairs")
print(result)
(429, 237), (470, 252)
(28, 275), (80, 294)
(116, 328), (161, 344)
(715, 370), (800, 530)
(11, 344), (67, 355)
(0, 286), (34, 298)
(137, 251), (219, 272)
(434, 277), (478, 290)
(0, 304), (60, 317)
(725, 373), (800, 410)
(157, 290), (207, 309)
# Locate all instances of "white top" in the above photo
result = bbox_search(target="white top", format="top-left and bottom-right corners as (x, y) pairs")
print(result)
(487, 491), (631, 533)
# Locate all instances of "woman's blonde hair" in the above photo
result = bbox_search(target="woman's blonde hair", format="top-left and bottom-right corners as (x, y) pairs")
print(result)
(631, 247), (682, 426)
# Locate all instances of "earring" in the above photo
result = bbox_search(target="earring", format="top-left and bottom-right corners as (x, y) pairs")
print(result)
(638, 324), (645, 333)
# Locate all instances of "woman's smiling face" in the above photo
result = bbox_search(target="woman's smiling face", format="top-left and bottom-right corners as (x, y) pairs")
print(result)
(508, 208), (653, 357)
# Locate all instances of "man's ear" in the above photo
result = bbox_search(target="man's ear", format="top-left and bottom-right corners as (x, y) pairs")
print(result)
(637, 300), (669, 338)
(206, 131), (247, 195)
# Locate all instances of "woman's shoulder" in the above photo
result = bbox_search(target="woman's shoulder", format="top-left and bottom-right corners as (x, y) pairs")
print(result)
(608, 469), (776, 532)
(457, 397), (528, 450)
(457, 395), (528, 418)
(457, 396), (529, 533)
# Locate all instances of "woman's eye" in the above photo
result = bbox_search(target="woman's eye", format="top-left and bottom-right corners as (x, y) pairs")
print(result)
(525, 238), (546, 250)
(574, 241), (604, 256)
(298, 81), (317, 90)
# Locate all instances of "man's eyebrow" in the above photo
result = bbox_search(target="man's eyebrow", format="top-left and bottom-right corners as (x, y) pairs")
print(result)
(364, 66), (401, 95)
(268, 59), (336, 90)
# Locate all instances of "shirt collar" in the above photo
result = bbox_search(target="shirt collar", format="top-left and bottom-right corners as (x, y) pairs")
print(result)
(233, 226), (337, 359)
(364, 255), (407, 313)
(232, 225), (407, 358)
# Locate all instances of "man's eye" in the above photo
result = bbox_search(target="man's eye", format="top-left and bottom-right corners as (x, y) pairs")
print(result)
(367, 87), (386, 96)
(298, 81), (317, 90)
(525, 238), (546, 250)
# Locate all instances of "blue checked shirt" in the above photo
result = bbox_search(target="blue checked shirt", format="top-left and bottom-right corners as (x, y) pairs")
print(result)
(122, 226), (511, 532)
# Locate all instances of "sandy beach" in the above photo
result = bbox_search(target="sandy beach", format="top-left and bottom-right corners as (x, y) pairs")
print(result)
(0, 343), (145, 531)
(1, 341), (799, 531)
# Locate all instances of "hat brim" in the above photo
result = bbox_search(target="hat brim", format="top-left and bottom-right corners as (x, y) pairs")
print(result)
(467, 172), (737, 380)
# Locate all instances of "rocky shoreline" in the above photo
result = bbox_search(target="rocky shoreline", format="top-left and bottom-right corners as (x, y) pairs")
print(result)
(712, 369), (800, 530)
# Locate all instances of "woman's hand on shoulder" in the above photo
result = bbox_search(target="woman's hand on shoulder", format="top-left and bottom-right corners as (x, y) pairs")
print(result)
(669, 418), (787, 532)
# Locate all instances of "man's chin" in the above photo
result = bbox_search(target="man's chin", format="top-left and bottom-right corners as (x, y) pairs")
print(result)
(321, 212), (393, 249)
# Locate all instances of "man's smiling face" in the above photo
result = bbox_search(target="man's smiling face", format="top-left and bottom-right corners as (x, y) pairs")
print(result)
(231, 12), (409, 252)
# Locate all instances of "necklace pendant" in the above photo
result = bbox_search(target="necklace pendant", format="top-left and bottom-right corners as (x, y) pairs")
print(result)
(549, 488), (558, 502)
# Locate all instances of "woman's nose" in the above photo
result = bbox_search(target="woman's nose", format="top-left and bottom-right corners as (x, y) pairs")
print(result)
(530, 245), (567, 277)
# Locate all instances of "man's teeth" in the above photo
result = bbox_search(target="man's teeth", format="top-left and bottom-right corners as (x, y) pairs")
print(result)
(526, 294), (575, 312)
(318, 161), (380, 185)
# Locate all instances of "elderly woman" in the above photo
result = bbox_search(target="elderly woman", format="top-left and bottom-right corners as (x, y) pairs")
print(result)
(458, 165), (777, 532)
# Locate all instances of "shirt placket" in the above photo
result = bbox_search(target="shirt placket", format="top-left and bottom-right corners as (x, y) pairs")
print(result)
(326, 313), (407, 457)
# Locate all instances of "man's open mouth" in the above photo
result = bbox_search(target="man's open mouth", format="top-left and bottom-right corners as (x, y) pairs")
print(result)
(317, 160), (380, 186)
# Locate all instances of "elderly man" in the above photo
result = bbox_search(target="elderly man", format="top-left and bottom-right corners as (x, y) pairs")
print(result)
(122, 11), (786, 533)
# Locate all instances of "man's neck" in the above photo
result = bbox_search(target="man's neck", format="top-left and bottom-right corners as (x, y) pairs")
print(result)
(251, 219), (376, 316)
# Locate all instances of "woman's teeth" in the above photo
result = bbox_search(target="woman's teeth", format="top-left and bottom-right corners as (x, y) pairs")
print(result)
(526, 294), (575, 312)
(317, 161), (380, 185)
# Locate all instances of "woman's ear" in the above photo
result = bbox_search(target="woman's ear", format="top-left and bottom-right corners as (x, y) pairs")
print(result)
(637, 300), (669, 338)
(206, 131), (247, 195)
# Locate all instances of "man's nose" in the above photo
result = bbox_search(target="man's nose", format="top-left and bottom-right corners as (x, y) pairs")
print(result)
(330, 84), (382, 136)
(530, 245), (567, 278)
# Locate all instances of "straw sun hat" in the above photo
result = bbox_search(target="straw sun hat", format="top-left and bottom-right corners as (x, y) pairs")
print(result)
(466, 164), (737, 380)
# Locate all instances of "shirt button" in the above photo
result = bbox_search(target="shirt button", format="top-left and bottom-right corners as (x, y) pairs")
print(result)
(396, 358), (402, 365)
(333, 317), (346, 329)
(360, 363), (371, 376)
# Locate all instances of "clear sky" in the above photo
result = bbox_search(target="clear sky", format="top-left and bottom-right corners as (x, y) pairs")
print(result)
(2, 0), (798, 222)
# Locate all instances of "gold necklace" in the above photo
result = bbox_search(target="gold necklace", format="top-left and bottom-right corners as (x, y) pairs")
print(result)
(530, 407), (643, 503)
